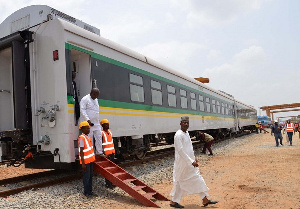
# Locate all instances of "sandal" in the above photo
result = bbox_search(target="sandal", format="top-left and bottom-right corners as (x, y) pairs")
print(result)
(203, 200), (218, 207)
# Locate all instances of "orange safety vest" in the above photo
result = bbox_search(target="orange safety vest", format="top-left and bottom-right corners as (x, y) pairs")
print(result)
(102, 130), (115, 155)
(78, 134), (95, 164)
(286, 123), (294, 132)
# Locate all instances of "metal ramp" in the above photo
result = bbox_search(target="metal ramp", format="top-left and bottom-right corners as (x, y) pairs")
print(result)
(94, 156), (169, 208)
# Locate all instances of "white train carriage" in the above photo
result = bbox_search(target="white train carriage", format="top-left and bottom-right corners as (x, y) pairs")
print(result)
(0, 5), (256, 169)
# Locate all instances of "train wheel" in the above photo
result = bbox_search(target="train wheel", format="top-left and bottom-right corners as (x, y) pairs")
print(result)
(135, 150), (147, 160)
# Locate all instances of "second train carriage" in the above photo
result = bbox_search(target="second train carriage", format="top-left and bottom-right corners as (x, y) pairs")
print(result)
(0, 5), (257, 169)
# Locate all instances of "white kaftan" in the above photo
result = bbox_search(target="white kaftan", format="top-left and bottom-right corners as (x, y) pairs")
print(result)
(170, 130), (209, 202)
(80, 94), (103, 154)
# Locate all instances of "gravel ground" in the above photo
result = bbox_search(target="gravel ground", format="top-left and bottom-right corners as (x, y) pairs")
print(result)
(0, 131), (299, 209)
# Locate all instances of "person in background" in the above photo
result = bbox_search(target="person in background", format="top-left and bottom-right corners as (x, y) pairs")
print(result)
(80, 88), (103, 155)
(72, 71), (80, 126)
(170, 116), (218, 208)
(255, 123), (259, 134)
(201, 132), (214, 156)
(259, 122), (263, 133)
(294, 122), (299, 134)
(284, 120), (294, 146)
(78, 121), (97, 198)
(100, 118), (116, 189)
(271, 120), (283, 147)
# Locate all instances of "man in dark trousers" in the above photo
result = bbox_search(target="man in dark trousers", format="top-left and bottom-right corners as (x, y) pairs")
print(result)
(72, 71), (80, 126)
(271, 120), (283, 147)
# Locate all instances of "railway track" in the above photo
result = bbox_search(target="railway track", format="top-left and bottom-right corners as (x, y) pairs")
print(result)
(0, 130), (252, 198)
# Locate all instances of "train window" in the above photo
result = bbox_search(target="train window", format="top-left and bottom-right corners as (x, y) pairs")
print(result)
(167, 85), (176, 107)
(130, 74), (143, 85)
(180, 89), (187, 109)
(130, 74), (144, 102)
(205, 97), (211, 112)
(130, 84), (144, 102)
(180, 89), (187, 97)
(212, 99), (216, 113)
(225, 104), (229, 115)
(216, 101), (221, 113)
(151, 80), (162, 105)
(190, 93), (196, 110)
(151, 80), (161, 90)
(167, 85), (175, 94)
(199, 95), (204, 111)
(221, 103), (224, 114)
(168, 94), (176, 107)
(151, 89), (162, 105)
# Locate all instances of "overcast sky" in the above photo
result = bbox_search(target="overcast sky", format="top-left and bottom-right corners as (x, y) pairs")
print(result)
(1, 0), (299, 119)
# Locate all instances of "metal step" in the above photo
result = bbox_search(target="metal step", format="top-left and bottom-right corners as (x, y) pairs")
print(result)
(94, 156), (169, 208)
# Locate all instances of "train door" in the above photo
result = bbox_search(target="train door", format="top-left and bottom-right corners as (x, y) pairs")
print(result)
(0, 47), (14, 131)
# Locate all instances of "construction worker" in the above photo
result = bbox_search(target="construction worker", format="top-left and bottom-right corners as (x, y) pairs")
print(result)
(284, 120), (294, 146)
(271, 120), (283, 147)
(294, 122), (299, 133)
(78, 121), (97, 198)
(255, 123), (259, 134)
(259, 123), (263, 133)
(100, 118), (116, 189)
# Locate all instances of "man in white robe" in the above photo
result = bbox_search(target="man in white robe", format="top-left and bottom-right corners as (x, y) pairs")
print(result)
(170, 116), (218, 208)
(80, 88), (103, 155)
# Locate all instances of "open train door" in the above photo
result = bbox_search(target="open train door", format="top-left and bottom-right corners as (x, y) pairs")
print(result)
(0, 31), (33, 161)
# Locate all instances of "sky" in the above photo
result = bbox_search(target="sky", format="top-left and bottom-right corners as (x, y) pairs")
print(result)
(0, 0), (299, 120)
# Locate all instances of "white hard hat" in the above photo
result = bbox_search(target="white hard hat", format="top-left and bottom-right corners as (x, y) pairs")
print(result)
(274, 120), (278, 123)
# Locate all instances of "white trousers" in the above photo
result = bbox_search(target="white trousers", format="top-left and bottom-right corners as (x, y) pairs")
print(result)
(171, 183), (209, 203)
(89, 125), (103, 154)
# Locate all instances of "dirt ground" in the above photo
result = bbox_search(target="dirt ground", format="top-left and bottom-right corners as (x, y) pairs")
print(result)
(1, 131), (299, 209)
(106, 131), (300, 209)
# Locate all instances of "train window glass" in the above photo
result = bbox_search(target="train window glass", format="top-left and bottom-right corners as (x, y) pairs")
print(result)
(199, 95), (204, 101)
(168, 94), (176, 107)
(190, 92), (196, 99)
(205, 98), (211, 112)
(199, 101), (205, 111)
(151, 80), (161, 90)
(216, 101), (221, 113)
(151, 89), (162, 105)
(212, 99), (216, 113)
(181, 97), (188, 109)
(130, 74), (143, 85)
(221, 103), (224, 114)
(180, 89), (187, 97)
(191, 99), (196, 110)
(167, 85), (175, 93)
(130, 84), (144, 102)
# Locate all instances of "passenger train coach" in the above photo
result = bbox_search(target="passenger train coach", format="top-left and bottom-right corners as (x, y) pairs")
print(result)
(0, 5), (257, 169)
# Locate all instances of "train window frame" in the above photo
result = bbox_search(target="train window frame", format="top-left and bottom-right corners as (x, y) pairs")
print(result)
(151, 80), (162, 105)
(221, 102), (224, 115)
(180, 89), (187, 109)
(129, 73), (145, 103)
(167, 85), (176, 107)
(190, 92), (196, 110)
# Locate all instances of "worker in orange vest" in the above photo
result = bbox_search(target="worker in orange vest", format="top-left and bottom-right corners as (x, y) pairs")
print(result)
(284, 120), (294, 146)
(101, 118), (116, 189)
(78, 121), (97, 198)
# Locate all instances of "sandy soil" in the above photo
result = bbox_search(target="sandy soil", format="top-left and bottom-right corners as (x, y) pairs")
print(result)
(105, 132), (300, 209)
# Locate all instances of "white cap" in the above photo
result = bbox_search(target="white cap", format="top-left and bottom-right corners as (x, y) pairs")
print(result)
(274, 120), (278, 123)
